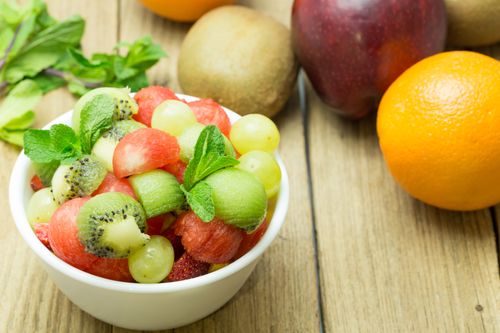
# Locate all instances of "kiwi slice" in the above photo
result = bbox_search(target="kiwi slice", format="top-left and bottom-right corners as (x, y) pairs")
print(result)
(51, 155), (107, 204)
(205, 168), (267, 231)
(178, 123), (236, 163)
(92, 120), (145, 171)
(77, 192), (149, 258)
(72, 87), (139, 133)
(129, 170), (185, 218)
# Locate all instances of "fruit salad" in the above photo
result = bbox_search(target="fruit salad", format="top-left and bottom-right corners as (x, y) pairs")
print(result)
(24, 86), (282, 283)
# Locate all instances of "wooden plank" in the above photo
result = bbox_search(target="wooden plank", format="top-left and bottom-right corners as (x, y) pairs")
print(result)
(0, 1), (118, 332)
(309, 44), (500, 331)
(113, 1), (320, 332)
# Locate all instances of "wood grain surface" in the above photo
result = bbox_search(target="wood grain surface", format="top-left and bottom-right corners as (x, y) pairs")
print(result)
(0, 0), (499, 332)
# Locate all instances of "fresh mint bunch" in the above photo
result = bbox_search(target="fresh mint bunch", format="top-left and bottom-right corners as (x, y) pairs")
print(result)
(24, 93), (115, 181)
(181, 126), (239, 222)
(0, 0), (166, 146)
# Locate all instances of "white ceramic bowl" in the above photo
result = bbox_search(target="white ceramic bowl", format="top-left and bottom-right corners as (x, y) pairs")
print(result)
(9, 94), (289, 330)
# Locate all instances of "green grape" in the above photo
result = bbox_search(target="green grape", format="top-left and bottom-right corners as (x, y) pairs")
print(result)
(151, 100), (197, 136)
(178, 123), (236, 163)
(230, 114), (280, 154)
(128, 235), (174, 283)
(237, 151), (281, 198)
(27, 187), (59, 227)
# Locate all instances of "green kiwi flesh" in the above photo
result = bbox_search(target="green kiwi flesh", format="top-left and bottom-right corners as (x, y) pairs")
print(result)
(129, 170), (185, 218)
(92, 120), (145, 171)
(77, 192), (149, 258)
(205, 167), (267, 231)
(51, 155), (107, 204)
(72, 87), (139, 133)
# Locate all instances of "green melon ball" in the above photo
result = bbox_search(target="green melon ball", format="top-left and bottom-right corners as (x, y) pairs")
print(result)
(205, 167), (267, 231)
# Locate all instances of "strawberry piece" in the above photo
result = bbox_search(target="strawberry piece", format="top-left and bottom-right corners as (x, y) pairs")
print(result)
(34, 223), (51, 250)
(188, 99), (231, 136)
(30, 175), (45, 192)
(133, 86), (179, 126)
(113, 128), (180, 178)
(48, 198), (96, 271)
(166, 253), (210, 282)
(162, 160), (186, 183)
(234, 219), (268, 259)
(92, 173), (137, 199)
(174, 212), (244, 264)
(88, 258), (133, 282)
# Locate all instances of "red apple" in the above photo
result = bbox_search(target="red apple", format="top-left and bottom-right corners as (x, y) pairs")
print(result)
(291, 0), (447, 119)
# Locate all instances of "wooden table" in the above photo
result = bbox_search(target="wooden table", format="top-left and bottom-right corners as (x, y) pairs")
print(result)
(1, 1), (499, 332)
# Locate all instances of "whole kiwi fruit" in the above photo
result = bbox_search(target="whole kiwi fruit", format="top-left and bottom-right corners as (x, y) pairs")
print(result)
(445, 0), (500, 46)
(178, 6), (298, 118)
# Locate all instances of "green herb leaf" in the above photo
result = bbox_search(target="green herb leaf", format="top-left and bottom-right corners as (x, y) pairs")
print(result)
(79, 93), (114, 153)
(0, 128), (25, 146)
(49, 124), (80, 160)
(5, 15), (84, 83)
(23, 128), (58, 163)
(183, 125), (239, 190)
(0, 79), (41, 146)
(181, 181), (215, 222)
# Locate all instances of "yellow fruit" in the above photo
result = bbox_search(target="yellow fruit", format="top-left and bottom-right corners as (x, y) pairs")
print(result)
(377, 51), (500, 211)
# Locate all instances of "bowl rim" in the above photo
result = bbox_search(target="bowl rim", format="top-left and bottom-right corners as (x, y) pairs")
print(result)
(9, 93), (289, 293)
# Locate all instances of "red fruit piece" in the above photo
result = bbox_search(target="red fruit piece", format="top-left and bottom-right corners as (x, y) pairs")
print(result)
(30, 175), (45, 192)
(234, 219), (268, 259)
(166, 253), (210, 282)
(48, 197), (96, 271)
(162, 160), (186, 183)
(188, 99), (231, 136)
(92, 173), (137, 199)
(146, 214), (175, 236)
(34, 223), (51, 250)
(48, 197), (134, 281)
(133, 86), (179, 126)
(174, 212), (244, 264)
(113, 128), (180, 178)
(88, 258), (133, 282)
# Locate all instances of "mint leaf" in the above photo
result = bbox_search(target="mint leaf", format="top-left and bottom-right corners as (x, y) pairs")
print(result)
(79, 93), (114, 153)
(5, 15), (84, 83)
(24, 124), (81, 164)
(23, 129), (57, 163)
(0, 80), (41, 128)
(181, 182), (215, 222)
(183, 125), (239, 190)
(49, 124), (80, 160)
(0, 128), (24, 146)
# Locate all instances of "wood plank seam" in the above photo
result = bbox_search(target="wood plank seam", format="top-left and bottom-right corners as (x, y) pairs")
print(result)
(488, 207), (500, 274)
(298, 71), (326, 333)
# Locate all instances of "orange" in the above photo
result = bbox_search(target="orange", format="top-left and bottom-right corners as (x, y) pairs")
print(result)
(377, 51), (500, 211)
(138, 0), (234, 22)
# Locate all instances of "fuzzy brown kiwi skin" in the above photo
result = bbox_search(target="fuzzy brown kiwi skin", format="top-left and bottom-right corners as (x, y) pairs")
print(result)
(178, 6), (298, 118)
(445, 0), (500, 46)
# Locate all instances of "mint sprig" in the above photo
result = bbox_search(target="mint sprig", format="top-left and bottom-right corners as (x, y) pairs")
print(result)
(79, 94), (114, 153)
(24, 93), (114, 172)
(0, 0), (167, 147)
(181, 125), (239, 222)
